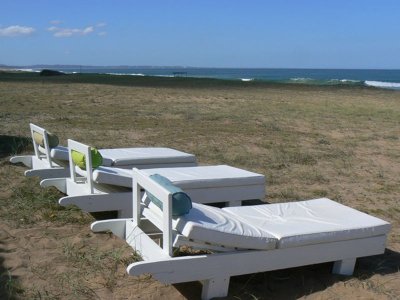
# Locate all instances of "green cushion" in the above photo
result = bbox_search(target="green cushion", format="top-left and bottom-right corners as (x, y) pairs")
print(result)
(71, 148), (103, 170)
(33, 131), (59, 148)
(147, 174), (192, 217)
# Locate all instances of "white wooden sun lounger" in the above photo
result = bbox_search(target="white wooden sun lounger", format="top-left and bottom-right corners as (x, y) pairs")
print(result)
(41, 140), (266, 217)
(91, 168), (390, 300)
(10, 123), (71, 179)
(9, 123), (197, 179)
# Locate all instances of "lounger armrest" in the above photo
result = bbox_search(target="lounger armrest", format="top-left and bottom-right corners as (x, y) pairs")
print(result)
(91, 219), (131, 238)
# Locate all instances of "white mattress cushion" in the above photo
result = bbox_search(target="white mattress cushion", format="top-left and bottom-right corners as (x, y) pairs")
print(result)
(141, 165), (265, 189)
(46, 146), (195, 168)
(144, 202), (277, 250)
(90, 165), (265, 190)
(98, 148), (196, 167)
(223, 198), (391, 248)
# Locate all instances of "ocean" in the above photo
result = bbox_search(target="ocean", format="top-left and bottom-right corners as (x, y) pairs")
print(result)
(19, 67), (400, 90)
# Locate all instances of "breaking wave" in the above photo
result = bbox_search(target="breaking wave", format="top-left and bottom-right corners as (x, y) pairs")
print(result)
(364, 80), (400, 89)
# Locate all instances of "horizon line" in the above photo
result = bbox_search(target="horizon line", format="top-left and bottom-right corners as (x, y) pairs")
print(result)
(1, 64), (400, 71)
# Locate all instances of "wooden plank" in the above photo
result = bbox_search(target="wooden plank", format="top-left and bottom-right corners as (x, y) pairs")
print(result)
(119, 161), (197, 169)
(40, 178), (67, 193)
(91, 219), (129, 238)
(58, 192), (131, 213)
(128, 235), (387, 284)
(133, 169), (175, 256)
(163, 194), (173, 256)
(25, 167), (69, 180)
(174, 236), (234, 252)
(65, 178), (92, 196)
(184, 184), (265, 204)
(132, 173), (141, 227)
(67, 139), (76, 183)
(9, 155), (33, 168)
(125, 220), (169, 261)
(68, 139), (94, 193)
(133, 169), (171, 204)
(30, 123), (52, 167)
(29, 123), (41, 161)
(142, 205), (164, 231)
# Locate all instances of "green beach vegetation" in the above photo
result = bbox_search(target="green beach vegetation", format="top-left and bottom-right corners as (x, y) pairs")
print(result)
(0, 73), (399, 299)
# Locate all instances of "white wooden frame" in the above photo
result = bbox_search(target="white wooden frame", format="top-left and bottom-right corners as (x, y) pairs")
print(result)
(10, 124), (199, 181)
(9, 123), (70, 179)
(39, 140), (198, 218)
(67, 139), (94, 194)
(40, 139), (132, 218)
(41, 147), (267, 216)
(91, 169), (388, 300)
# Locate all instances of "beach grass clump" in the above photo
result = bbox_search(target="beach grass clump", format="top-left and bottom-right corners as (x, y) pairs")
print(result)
(0, 176), (92, 226)
(61, 240), (140, 291)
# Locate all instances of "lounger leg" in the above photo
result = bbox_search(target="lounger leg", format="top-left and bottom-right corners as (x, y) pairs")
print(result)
(332, 258), (356, 275)
(201, 277), (230, 300)
(226, 200), (241, 207)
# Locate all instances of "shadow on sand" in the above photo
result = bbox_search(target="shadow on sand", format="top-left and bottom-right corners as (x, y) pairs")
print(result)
(0, 240), (20, 300)
(174, 248), (400, 299)
(0, 135), (31, 159)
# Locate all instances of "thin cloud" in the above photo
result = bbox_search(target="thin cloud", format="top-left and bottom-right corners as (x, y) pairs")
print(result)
(50, 20), (62, 25)
(98, 31), (107, 36)
(48, 25), (95, 37)
(96, 22), (106, 27)
(0, 25), (35, 37)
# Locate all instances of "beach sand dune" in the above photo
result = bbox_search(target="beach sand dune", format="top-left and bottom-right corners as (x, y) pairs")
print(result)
(0, 78), (399, 299)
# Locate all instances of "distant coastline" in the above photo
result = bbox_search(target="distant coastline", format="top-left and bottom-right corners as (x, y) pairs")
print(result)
(1, 65), (400, 90)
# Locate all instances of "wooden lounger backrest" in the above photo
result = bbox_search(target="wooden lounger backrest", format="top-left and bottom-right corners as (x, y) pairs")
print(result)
(67, 139), (95, 194)
(29, 123), (54, 167)
(132, 168), (174, 257)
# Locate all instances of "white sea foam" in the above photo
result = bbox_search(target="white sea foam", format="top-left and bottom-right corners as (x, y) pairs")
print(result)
(365, 80), (400, 89)
(14, 68), (40, 72)
(327, 79), (361, 84)
(340, 79), (360, 83)
(105, 72), (145, 76)
(241, 78), (253, 82)
(155, 74), (175, 77)
(289, 77), (314, 82)
(327, 79), (341, 84)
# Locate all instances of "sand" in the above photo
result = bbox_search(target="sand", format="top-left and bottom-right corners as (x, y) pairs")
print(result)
(0, 77), (399, 299)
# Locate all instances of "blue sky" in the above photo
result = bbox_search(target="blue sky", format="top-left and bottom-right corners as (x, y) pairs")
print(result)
(1, 0), (399, 68)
